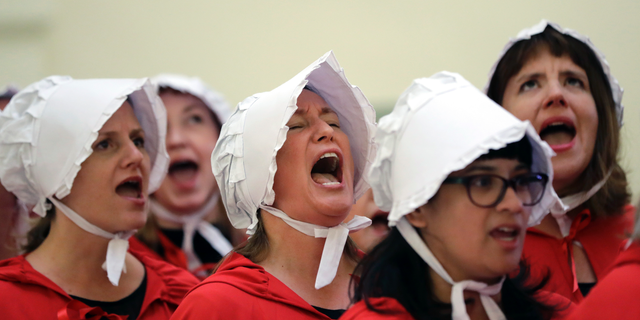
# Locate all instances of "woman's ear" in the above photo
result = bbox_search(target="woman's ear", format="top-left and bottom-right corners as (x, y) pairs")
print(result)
(406, 205), (429, 228)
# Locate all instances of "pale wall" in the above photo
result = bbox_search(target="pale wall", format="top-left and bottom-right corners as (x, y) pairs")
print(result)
(2, 0), (640, 201)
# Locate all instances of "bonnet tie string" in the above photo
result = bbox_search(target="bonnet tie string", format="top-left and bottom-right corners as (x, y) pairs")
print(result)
(260, 205), (371, 289)
(150, 194), (233, 271)
(396, 218), (506, 320)
(550, 169), (611, 237)
(49, 198), (134, 286)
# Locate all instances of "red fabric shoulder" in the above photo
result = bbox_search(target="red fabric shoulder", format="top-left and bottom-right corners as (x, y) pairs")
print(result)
(132, 249), (199, 308)
(565, 242), (640, 320)
(172, 252), (334, 319)
(341, 298), (412, 320)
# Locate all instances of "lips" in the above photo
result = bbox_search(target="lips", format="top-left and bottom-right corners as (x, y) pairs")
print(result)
(539, 117), (576, 148)
(489, 224), (524, 250)
(168, 160), (199, 182)
(115, 176), (144, 201)
(370, 211), (390, 235)
(311, 152), (343, 186)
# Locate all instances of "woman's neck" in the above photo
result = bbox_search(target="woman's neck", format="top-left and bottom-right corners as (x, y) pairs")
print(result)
(257, 209), (356, 310)
(154, 197), (221, 230)
(429, 269), (501, 320)
(25, 214), (145, 301)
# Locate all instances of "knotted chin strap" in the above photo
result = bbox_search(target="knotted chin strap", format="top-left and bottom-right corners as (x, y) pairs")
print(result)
(396, 218), (506, 320)
(150, 194), (233, 271)
(49, 198), (135, 286)
(260, 206), (371, 289)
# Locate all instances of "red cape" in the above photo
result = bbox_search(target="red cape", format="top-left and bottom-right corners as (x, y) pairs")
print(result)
(340, 292), (574, 320)
(523, 204), (634, 303)
(566, 241), (640, 319)
(171, 252), (337, 319)
(0, 247), (199, 319)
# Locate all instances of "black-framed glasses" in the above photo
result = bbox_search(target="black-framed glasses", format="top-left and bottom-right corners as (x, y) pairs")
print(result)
(442, 173), (549, 208)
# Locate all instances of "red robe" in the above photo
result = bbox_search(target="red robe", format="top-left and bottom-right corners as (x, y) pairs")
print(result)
(171, 252), (340, 319)
(129, 233), (217, 280)
(0, 247), (199, 320)
(565, 241), (640, 319)
(340, 293), (574, 320)
(523, 204), (634, 303)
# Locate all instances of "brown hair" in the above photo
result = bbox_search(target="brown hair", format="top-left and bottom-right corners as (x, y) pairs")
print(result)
(234, 211), (361, 265)
(487, 26), (629, 218)
(23, 201), (55, 253)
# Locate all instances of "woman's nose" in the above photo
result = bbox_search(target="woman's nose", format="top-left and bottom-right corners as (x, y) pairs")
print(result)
(497, 186), (525, 214)
(165, 123), (187, 150)
(314, 121), (334, 143)
(543, 82), (567, 108)
(121, 140), (145, 168)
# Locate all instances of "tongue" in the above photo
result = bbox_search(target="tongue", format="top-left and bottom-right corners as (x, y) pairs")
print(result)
(170, 167), (197, 182)
(116, 185), (139, 198)
(540, 131), (574, 146)
(312, 173), (338, 184)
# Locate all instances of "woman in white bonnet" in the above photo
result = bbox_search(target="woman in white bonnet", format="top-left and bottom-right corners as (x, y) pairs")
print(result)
(172, 51), (376, 320)
(132, 74), (238, 279)
(485, 21), (633, 302)
(0, 76), (198, 319)
(343, 72), (572, 320)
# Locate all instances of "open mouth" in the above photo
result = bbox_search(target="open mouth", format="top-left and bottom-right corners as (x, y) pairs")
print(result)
(539, 121), (576, 146)
(168, 160), (199, 182)
(116, 177), (143, 199)
(371, 211), (390, 234)
(311, 152), (343, 186)
(489, 226), (520, 242)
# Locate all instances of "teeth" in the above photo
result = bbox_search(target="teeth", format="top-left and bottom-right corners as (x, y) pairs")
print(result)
(500, 236), (516, 241)
(322, 182), (340, 186)
(498, 227), (514, 232)
(549, 122), (564, 126)
(320, 152), (338, 160)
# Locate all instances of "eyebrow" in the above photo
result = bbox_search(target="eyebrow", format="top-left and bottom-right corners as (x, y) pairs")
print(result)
(462, 165), (497, 174)
(560, 70), (588, 80)
(183, 104), (207, 113)
(293, 106), (336, 116)
(514, 72), (542, 84)
(98, 128), (144, 137)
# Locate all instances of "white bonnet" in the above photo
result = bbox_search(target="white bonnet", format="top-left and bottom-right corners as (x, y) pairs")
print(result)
(152, 74), (232, 126)
(0, 76), (169, 216)
(212, 51), (377, 230)
(485, 19), (623, 127)
(370, 72), (562, 227)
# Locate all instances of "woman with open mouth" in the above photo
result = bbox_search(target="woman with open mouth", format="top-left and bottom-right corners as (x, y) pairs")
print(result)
(131, 74), (237, 280)
(171, 51), (376, 320)
(343, 72), (570, 320)
(0, 77), (198, 319)
(486, 20), (634, 303)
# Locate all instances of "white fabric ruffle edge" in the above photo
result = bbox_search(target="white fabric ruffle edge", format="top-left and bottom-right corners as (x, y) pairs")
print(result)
(484, 19), (624, 127)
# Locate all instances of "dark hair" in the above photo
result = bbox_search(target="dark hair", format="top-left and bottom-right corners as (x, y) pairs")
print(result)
(23, 200), (55, 253)
(351, 228), (559, 320)
(479, 136), (532, 168)
(487, 26), (629, 218)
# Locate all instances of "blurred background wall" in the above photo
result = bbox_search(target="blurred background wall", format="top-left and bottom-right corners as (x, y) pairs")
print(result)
(2, 0), (639, 201)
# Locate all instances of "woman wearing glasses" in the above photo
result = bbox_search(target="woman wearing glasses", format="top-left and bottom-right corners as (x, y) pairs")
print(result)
(342, 72), (571, 320)
(486, 21), (633, 302)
